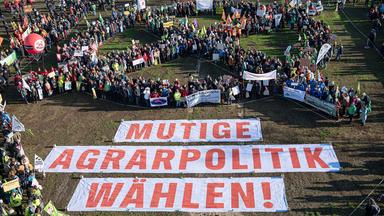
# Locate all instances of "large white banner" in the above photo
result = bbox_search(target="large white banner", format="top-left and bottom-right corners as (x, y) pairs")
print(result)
(185, 89), (221, 108)
(43, 144), (340, 173)
(113, 119), (261, 143)
(196, 0), (213, 10)
(283, 86), (306, 102)
(316, 43), (332, 65)
(67, 177), (288, 212)
(243, 70), (276, 81)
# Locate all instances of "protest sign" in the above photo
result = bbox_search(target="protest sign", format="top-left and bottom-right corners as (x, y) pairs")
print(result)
(132, 58), (145, 66)
(243, 70), (276, 81)
(163, 21), (174, 28)
(185, 89), (221, 108)
(137, 0), (146, 10)
(232, 86), (240, 96)
(44, 201), (69, 216)
(64, 81), (72, 90)
(150, 97), (168, 107)
(44, 144), (340, 173)
(316, 43), (332, 65)
(256, 8), (266, 17)
(113, 119), (262, 143)
(74, 50), (83, 57)
(246, 83), (253, 92)
(3, 179), (20, 192)
(81, 46), (89, 52)
(67, 177), (288, 212)
(212, 53), (220, 61)
(196, 0), (213, 10)
(35, 154), (45, 172)
(283, 86), (306, 102)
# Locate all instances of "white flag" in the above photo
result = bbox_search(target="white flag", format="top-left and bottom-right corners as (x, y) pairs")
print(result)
(275, 14), (282, 27)
(22, 79), (31, 92)
(34, 154), (44, 172)
(12, 115), (25, 132)
(316, 43), (332, 65)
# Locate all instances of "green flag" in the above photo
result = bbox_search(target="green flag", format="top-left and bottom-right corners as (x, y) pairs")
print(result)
(44, 201), (58, 216)
(99, 13), (104, 25)
(85, 17), (90, 29)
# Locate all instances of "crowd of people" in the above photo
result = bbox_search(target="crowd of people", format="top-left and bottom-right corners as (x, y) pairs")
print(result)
(0, 109), (44, 215)
(0, 0), (368, 126)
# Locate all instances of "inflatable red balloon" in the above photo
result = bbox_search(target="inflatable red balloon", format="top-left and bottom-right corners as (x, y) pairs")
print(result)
(24, 33), (46, 55)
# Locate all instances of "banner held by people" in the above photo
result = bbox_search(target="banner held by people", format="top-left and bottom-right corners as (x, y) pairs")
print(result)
(67, 177), (288, 212)
(243, 70), (276, 81)
(283, 86), (306, 102)
(185, 89), (221, 108)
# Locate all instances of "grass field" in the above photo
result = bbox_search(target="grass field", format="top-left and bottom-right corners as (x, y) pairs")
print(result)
(2, 1), (384, 215)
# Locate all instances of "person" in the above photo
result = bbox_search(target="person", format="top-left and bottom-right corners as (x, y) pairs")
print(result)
(347, 102), (356, 124)
(365, 198), (380, 216)
(336, 44), (344, 61)
(10, 192), (23, 215)
(174, 89), (181, 107)
(360, 92), (371, 126)
(365, 28), (377, 48)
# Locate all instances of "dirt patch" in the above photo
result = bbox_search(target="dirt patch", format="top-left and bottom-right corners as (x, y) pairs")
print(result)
(5, 90), (384, 216)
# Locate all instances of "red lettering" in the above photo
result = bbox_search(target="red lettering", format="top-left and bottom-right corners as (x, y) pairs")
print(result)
(49, 149), (74, 169)
(180, 123), (196, 139)
(86, 183), (123, 208)
(265, 148), (283, 169)
(76, 149), (100, 170)
(125, 149), (147, 170)
(236, 122), (251, 139)
(289, 148), (301, 168)
(206, 183), (224, 208)
(179, 149), (201, 170)
(205, 149), (225, 170)
(232, 149), (248, 170)
(100, 149), (125, 170)
(231, 183), (255, 208)
(182, 183), (199, 208)
(152, 149), (175, 170)
(157, 123), (176, 140)
(252, 148), (261, 169)
(150, 183), (177, 208)
(119, 182), (144, 208)
(200, 123), (207, 139)
(213, 122), (230, 139)
(126, 123), (153, 140)
(304, 147), (329, 168)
